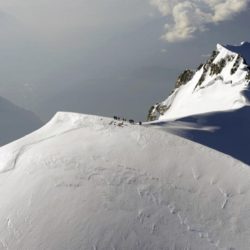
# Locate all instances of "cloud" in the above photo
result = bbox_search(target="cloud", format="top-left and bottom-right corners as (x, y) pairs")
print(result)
(150, 0), (249, 42)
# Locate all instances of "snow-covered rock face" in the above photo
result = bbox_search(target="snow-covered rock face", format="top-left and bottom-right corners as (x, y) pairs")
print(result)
(0, 112), (250, 249)
(148, 42), (250, 121)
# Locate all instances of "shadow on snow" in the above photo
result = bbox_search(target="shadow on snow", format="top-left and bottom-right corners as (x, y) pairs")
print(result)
(149, 106), (250, 166)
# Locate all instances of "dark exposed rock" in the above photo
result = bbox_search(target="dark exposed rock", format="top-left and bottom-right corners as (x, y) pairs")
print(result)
(196, 51), (219, 87)
(147, 44), (250, 121)
(197, 51), (231, 87)
(207, 50), (220, 65)
(246, 72), (250, 81)
(147, 103), (169, 121)
(197, 72), (206, 87)
(156, 104), (168, 115)
(231, 55), (241, 75)
(197, 64), (204, 70)
(175, 69), (195, 88)
(147, 105), (157, 121)
(210, 64), (221, 75)
(227, 55), (235, 62)
(210, 59), (226, 76)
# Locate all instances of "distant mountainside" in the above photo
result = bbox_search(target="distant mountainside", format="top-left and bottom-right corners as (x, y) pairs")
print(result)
(148, 42), (250, 121)
(146, 42), (250, 165)
(0, 96), (42, 145)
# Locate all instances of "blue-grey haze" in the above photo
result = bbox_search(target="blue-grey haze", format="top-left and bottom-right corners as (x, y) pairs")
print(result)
(0, 1), (249, 122)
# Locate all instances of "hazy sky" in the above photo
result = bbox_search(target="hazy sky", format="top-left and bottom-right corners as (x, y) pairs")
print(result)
(0, 0), (249, 121)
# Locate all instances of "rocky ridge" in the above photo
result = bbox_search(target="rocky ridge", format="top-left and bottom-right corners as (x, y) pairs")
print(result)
(147, 43), (250, 121)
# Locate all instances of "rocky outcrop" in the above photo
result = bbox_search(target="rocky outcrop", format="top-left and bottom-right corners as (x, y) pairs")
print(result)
(147, 42), (250, 121)
(175, 69), (195, 88)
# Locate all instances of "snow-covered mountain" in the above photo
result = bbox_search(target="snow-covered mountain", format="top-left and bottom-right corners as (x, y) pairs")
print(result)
(0, 112), (250, 249)
(148, 42), (250, 121)
(1, 42), (250, 249)
(0, 96), (42, 145)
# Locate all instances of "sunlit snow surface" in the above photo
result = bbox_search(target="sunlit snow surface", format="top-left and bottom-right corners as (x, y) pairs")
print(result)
(0, 112), (250, 249)
(147, 42), (250, 167)
(158, 43), (250, 121)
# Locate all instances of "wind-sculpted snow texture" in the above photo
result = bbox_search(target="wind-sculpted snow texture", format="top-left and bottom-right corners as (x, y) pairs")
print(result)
(0, 112), (250, 249)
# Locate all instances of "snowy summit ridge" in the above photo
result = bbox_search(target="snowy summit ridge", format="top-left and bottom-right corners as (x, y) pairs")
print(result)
(0, 111), (250, 249)
(148, 42), (250, 121)
(1, 43), (250, 249)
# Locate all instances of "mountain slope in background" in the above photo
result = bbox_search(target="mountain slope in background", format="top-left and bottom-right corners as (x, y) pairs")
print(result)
(147, 42), (250, 165)
(0, 112), (250, 249)
(148, 42), (250, 121)
(0, 96), (42, 145)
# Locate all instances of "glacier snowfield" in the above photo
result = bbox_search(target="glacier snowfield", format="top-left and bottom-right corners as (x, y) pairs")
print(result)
(0, 112), (249, 250)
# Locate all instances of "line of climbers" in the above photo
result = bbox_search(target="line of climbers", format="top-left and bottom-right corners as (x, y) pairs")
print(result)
(113, 116), (142, 125)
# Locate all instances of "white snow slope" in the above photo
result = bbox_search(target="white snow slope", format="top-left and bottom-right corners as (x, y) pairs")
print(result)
(0, 96), (42, 145)
(147, 42), (250, 166)
(148, 105), (250, 165)
(150, 42), (250, 121)
(0, 112), (250, 249)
